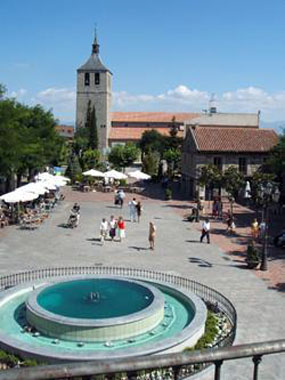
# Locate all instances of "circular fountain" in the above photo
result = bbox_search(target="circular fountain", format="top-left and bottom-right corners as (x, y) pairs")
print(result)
(0, 269), (236, 363)
(26, 278), (165, 342)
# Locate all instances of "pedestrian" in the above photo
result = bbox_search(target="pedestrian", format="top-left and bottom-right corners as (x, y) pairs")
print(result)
(218, 199), (223, 220)
(128, 198), (137, 222)
(259, 221), (266, 240)
(148, 221), (156, 250)
(226, 215), (236, 234)
(251, 218), (259, 239)
(136, 201), (143, 223)
(109, 215), (117, 241)
(212, 200), (218, 219)
(117, 189), (125, 208)
(117, 216), (126, 242)
(100, 218), (109, 243)
(200, 218), (211, 244)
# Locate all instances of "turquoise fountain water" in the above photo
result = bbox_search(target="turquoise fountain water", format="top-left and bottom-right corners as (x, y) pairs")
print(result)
(37, 279), (154, 319)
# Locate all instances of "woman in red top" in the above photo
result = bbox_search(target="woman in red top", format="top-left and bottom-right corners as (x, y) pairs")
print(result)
(117, 216), (126, 242)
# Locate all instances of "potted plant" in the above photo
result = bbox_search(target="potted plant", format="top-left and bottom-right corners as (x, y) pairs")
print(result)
(165, 188), (172, 200)
(246, 241), (260, 269)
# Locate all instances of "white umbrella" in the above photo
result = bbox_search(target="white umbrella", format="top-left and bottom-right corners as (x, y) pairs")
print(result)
(83, 169), (105, 177)
(0, 190), (39, 203)
(39, 180), (58, 190)
(128, 170), (151, 180)
(17, 183), (49, 195)
(104, 170), (128, 180)
(35, 172), (54, 181)
(54, 175), (70, 182)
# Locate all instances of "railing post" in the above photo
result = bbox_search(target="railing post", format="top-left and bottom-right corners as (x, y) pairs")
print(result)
(127, 370), (137, 380)
(252, 355), (262, 380)
(173, 365), (181, 380)
(214, 360), (223, 380)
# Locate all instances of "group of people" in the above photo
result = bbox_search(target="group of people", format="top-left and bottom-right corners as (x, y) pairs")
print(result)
(99, 215), (126, 243)
(99, 215), (156, 249)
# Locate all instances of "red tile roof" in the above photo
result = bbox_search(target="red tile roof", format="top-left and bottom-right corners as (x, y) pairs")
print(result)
(111, 112), (199, 123)
(109, 126), (184, 140)
(192, 127), (278, 152)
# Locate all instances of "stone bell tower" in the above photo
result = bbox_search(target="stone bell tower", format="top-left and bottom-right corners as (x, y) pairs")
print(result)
(76, 33), (112, 152)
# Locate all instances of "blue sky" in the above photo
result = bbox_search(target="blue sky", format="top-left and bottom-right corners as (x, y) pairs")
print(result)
(1, 0), (285, 125)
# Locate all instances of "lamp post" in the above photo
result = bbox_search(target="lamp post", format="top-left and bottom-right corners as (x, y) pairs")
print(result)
(259, 182), (280, 271)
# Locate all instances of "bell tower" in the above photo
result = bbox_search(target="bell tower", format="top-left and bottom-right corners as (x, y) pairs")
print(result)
(76, 33), (112, 152)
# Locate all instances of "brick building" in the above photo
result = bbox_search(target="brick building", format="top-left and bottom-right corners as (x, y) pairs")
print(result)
(181, 114), (278, 199)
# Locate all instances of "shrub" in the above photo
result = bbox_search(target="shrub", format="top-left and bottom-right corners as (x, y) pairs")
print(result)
(165, 188), (172, 200)
(184, 311), (219, 351)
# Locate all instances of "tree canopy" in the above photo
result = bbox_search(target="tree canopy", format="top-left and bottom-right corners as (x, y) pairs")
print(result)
(0, 87), (64, 191)
(108, 143), (139, 170)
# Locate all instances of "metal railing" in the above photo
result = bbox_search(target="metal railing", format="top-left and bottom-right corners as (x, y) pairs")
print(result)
(0, 266), (239, 379)
(0, 339), (285, 380)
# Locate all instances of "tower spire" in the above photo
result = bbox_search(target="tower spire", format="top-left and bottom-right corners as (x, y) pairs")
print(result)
(92, 25), (99, 54)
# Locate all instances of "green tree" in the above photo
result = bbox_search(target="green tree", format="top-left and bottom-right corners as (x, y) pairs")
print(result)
(198, 164), (222, 188)
(139, 130), (165, 157)
(81, 148), (101, 171)
(65, 154), (82, 183)
(142, 151), (160, 177)
(250, 171), (276, 207)
(222, 166), (245, 214)
(0, 89), (64, 191)
(163, 148), (181, 177)
(264, 130), (285, 196)
(108, 143), (139, 170)
(85, 101), (98, 150)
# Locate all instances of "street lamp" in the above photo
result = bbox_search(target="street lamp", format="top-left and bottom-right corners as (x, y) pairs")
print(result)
(259, 182), (280, 271)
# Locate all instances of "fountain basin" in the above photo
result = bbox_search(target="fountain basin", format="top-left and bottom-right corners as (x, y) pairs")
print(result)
(26, 278), (165, 342)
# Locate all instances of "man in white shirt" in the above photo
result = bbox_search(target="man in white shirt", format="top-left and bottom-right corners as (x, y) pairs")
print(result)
(128, 198), (137, 222)
(100, 218), (109, 243)
(200, 218), (210, 244)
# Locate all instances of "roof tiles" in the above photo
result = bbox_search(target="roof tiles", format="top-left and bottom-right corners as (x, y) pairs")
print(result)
(192, 127), (278, 152)
(111, 112), (199, 123)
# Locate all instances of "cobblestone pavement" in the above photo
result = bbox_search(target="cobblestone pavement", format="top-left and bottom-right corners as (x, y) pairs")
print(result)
(0, 186), (284, 379)
(170, 198), (285, 294)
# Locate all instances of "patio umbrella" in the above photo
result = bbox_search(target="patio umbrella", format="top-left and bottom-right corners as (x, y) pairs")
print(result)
(17, 183), (49, 195)
(128, 170), (151, 180)
(83, 169), (105, 177)
(0, 190), (39, 203)
(104, 170), (128, 180)
(38, 180), (58, 190)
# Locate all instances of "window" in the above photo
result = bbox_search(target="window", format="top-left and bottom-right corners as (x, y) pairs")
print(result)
(239, 157), (247, 174)
(95, 73), (100, 85)
(84, 73), (90, 86)
(213, 157), (222, 170)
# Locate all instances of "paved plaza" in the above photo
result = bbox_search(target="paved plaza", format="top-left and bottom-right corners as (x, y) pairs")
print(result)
(0, 188), (284, 379)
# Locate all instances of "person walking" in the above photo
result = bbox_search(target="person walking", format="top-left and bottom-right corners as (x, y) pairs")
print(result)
(251, 218), (259, 239)
(136, 201), (143, 223)
(109, 215), (117, 241)
(128, 198), (137, 222)
(117, 216), (126, 242)
(117, 189), (125, 208)
(148, 221), (156, 250)
(200, 218), (211, 244)
(100, 218), (109, 243)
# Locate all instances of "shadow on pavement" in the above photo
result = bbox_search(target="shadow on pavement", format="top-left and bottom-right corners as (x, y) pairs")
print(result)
(269, 283), (285, 292)
(128, 246), (149, 251)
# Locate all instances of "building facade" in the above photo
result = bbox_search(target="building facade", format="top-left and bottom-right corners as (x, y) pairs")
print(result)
(181, 119), (279, 199)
